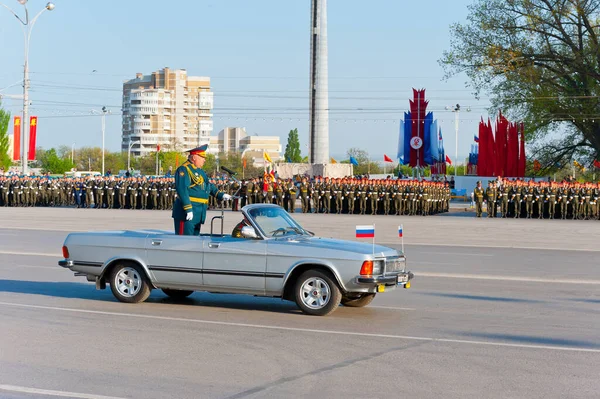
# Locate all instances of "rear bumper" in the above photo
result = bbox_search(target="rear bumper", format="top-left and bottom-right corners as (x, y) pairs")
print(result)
(58, 260), (74, 268)
(356, 271), (414, 286)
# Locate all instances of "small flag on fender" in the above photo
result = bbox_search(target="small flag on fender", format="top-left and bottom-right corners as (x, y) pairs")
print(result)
(398, 225), (403, 238)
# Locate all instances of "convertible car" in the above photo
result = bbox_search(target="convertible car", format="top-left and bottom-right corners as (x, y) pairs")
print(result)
(58, 204), (413, 316)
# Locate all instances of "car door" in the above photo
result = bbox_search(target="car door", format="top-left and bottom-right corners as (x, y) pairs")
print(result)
(144, 233), (206, 289)
(202, 236), (267, 294)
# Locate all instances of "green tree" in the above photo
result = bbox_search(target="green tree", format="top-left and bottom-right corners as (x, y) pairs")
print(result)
(38, 148), (74, 174)
(284, 128), (302, 162)
(440, 0), (600, 168)
(0, 101), (11, 171)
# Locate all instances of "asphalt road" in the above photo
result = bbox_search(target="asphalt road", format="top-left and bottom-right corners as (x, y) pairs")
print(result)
(0, 208), (598, 399)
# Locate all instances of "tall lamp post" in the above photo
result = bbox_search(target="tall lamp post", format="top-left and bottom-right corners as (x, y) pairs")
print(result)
(446, 104), (471, 178)
(91, 106), (111, 175)
(1, 0), (55, 175)
(71, 142), (75, 163)
(127, 140), (140, 172)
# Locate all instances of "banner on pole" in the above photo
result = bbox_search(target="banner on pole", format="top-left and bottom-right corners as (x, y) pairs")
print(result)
(28, 116), (37, 161)
(13, 116), (21, 161)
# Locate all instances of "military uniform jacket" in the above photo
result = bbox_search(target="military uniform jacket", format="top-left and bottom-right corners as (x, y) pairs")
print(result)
(172, 161), (223, 222)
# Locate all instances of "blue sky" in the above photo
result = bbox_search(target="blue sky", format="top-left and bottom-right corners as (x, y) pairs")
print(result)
(0, 0), (491, 161)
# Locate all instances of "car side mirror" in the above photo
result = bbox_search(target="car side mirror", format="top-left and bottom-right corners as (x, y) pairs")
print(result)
(241, 225), (259, 239)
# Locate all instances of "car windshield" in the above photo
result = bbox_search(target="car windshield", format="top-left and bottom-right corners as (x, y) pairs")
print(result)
(248, 207), (307, 238)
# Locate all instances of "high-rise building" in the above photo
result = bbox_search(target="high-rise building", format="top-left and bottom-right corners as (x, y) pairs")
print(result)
(121, 67), (214, 156)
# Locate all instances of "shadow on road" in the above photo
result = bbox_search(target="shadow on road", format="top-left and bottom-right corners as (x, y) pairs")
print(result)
(0, 279), (303, 314)
(455, 331), (600, 349)
(420, 291), (544, 304)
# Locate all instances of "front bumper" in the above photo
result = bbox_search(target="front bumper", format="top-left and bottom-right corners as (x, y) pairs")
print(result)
(356, 271), (414, 286)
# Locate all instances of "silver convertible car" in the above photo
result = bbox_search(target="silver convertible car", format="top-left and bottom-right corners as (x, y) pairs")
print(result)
(58, 204), (413, 316)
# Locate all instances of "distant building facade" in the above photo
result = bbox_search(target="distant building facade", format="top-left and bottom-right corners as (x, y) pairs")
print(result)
(208, 127), (282, 167)
(121, 67), (214, 156)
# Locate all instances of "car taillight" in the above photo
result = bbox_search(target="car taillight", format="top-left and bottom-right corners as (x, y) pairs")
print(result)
(62, 246), (70, 259)
(360, 261), (373, 275)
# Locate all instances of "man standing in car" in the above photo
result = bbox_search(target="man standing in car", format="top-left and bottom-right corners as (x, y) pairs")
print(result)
(173, 145), (232, 235)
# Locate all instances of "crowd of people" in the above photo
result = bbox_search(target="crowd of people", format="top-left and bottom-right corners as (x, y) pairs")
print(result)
(473, 179), (600, 220)
(0, 174), (452, 216)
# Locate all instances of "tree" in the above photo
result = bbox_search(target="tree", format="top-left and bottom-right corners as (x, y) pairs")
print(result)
(345, 148), (381, 175)
(284, 128), (302, 162)
(0, 101), (11, 171)
(38, 148), (74, 174)
(440, 0), (600, 168)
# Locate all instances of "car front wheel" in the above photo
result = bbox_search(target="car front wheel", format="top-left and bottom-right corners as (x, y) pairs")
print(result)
(162, 289), (194, 299)
(109, 263), (151, 303)
(294, 269), (341, 316)
(341, 293), (376, 307)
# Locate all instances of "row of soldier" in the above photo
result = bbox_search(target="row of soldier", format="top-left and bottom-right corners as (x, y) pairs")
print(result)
(1, 174), (451, 216)
(473, 180), (600, 220)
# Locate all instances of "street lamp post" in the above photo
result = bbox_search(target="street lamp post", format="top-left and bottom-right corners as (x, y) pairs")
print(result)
(446, 104), (471, 178)
(1, 1), (55, 175)
(71, 142), (75, 163)
(92, 106), (110, 175)
(127, 140), (140, 172)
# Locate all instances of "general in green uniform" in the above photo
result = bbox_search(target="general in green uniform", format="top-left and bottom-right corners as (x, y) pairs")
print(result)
(172, 145), (231, 235)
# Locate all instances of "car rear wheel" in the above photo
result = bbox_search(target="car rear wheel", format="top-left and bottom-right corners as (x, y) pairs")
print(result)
(109, 263), (151, 303)
(294, 270), (341, 316)
(341, 293), (376, 307)
(162, 289), (194, 299)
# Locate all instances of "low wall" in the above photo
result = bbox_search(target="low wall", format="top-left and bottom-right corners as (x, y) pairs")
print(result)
(275, 163), (353, 179)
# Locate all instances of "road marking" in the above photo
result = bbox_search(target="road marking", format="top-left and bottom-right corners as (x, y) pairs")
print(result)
(418, 272), (600, 285)
(0, 250), (58, 257)
(0, 301), (597, 353)
(369, 305), (415, 311)
(393, 242), (600, 253)
(0, 384), (126, 399)
(413, 251), (495, 257)
(0, 264), (58, 270)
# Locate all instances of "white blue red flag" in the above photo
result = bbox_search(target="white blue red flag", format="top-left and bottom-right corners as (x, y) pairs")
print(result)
(398, 225), (403, 238)
(356, 225), (375, 238)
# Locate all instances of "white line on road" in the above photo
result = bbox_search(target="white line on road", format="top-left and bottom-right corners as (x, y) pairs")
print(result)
(418, 272), (600, 285)
(369, 305), (416, 311)
(0, 301), (597, 353)
(0, 250), (58, 257)
(414, 251), (495, 257)
(0, 384), (126, 399)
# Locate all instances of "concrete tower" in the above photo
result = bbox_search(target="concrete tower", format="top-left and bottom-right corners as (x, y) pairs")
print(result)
(309, 0), (329, 164)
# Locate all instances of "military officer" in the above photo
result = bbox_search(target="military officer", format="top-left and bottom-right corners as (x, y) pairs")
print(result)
(172, 145), (231, 236)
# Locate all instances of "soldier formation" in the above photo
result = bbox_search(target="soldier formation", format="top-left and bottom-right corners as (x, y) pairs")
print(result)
(0, 174), (451, 216)
(473, 179), (600, 220)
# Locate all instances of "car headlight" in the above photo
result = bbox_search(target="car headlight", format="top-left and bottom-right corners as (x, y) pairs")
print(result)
(360, 260), (384, 275)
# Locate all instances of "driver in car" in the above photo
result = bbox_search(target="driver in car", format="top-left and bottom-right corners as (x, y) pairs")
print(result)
(232, 217), (251, 238)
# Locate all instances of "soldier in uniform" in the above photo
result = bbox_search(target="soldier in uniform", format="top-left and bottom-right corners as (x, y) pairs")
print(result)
(474, 181), (484, 217)
(173, 145), (230, 235)
(287, 178), (298, 213)
(299, 177), (310, 213)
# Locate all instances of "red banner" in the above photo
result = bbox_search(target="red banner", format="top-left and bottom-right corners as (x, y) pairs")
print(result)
(409, 89), (427, 167)
(13, 116), (21, 161)
(28, 116), (37, 161)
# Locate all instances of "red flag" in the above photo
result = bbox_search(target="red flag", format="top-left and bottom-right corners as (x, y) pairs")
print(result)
(383, 154), (393, 163)
(28, 116), (37, 161)
(477, 119), (486, 176)
(243, 158), (247, 169)
(518, 123), (526, 177)
(594, 160), (600, 169)
(156, 144), (161, 152)
(445, 155), (452, 165)
(13, 116), (21, 161)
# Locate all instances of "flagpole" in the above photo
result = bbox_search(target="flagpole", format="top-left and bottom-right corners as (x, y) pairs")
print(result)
(372, 223), (375, 256)
(401, 223), (404, 255)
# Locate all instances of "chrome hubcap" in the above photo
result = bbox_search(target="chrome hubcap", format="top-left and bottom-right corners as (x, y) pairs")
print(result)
(115, 267), (142, 297)
(300, 277), (330, 309)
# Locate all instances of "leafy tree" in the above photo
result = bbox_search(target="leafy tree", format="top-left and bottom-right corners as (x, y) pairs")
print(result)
(0, 101), (11, 171)
(345, 147), (381, 175)
(440, 0), (600, 168)
(284, 128), (302, 162)
(38, 148), (74, 174)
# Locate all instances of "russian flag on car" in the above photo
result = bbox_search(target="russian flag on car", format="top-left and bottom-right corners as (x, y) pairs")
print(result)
(398, 226), (403, 238)
(356, 225), (375, 238)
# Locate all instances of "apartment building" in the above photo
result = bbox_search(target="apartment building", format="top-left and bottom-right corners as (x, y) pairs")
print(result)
(208, 127), (282, 167)
(121, 67), (214, 156)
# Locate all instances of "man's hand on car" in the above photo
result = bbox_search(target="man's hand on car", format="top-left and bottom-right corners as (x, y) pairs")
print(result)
(222, 194), (232, 201)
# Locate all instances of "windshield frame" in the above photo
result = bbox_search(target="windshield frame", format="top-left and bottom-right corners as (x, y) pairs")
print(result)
(242, 204), (309, 239)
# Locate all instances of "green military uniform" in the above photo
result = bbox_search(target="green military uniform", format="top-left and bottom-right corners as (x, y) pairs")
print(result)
(474, 183), (484, 217)
(172, 159), (224, 236)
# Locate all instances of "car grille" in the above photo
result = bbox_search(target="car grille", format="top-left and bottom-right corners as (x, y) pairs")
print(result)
(385, 256), (406, 273)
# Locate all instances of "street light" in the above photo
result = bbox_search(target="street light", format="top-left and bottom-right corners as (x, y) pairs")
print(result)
(1, 1), (55, 175)
(91, 106), (111, 175)
(446, 104), (471, 177)
(127, 140), (140, 172)
(71, 142), (75, 163)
